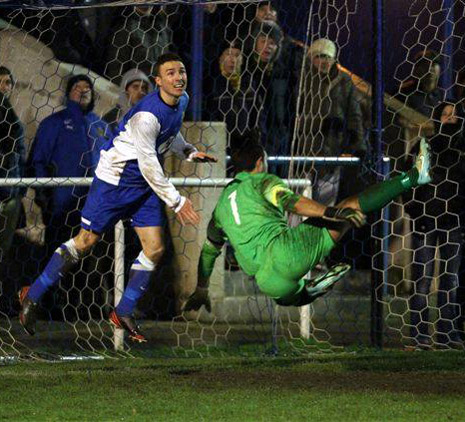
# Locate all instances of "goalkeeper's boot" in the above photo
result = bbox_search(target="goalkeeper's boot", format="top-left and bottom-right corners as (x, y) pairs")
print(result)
(18, 286), (38, 336)
(109, 310), (147, 343)
(305, 263), (351, 298)
(415, 138), (432, 185)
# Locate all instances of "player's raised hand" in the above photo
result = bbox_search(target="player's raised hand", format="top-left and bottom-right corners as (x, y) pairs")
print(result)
(323, 206), (366, 228)
(182, 287), (211, 313)
(190, 152), (218, 163)
(176, 198), (201, 225)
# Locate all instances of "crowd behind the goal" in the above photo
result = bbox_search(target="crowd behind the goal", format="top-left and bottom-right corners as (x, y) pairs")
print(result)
(0, 2), (464, 350)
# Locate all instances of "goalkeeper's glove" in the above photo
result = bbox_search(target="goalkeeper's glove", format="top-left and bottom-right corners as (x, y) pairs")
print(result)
(182, 287), (211, 313)
(323, 207), (366, 228)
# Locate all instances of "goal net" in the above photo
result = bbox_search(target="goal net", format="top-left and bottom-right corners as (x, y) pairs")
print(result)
(0, 0), (463, 360)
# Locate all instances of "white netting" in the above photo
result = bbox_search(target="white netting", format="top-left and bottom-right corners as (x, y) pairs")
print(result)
(0, 1), (464, 360)
(381, 0), (465, 350)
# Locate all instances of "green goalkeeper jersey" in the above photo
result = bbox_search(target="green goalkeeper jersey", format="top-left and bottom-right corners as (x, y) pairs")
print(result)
(210, 172), (300, 276)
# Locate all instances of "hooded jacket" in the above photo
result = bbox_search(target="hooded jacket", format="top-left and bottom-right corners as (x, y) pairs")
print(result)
(30, 95), (110, 220)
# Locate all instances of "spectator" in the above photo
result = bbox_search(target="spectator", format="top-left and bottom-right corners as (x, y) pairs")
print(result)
(255, 1), (278, 24)
(0, 66), (26, 259)
(208, 43), (259, 149)
(399, 50), (443, 119)
(235, 1), (279, 45)
(296, 38), (366, 205)
(17, 74), (110, 321)
(104, 6), (172, 85)
(406, 102), (465, 349)
(102, 68), (152, 134)
(389, 50), (443, 163)
(26, 74), (109, 245)
(241, 3), (304, 177)
(243, 21), (297, 176)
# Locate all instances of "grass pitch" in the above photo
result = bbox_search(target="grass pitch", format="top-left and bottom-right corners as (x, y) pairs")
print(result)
(1, 351), (464, 421)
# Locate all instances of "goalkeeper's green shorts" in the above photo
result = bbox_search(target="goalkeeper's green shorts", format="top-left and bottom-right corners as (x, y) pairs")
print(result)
(255, 224), (335, 302)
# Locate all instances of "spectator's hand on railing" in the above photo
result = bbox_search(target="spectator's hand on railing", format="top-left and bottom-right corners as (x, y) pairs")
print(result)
(16, 223), (46, 246)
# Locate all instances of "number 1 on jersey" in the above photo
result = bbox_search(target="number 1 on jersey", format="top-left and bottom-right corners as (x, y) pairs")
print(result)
(228, 191), (241, 225)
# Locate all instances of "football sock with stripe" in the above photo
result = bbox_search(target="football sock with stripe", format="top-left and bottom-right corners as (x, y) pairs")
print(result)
(116, 251), (156, 317)
(27, 239), (81, 303)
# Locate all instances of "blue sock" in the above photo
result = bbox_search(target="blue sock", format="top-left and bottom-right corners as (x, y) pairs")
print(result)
(116, 252), (156, 316)
(27, 240), (80, 303)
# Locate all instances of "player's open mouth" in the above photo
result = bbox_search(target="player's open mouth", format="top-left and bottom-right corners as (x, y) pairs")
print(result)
(174, 84), (185, 88)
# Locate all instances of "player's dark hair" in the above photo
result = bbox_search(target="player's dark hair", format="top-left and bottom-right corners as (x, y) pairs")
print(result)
(230, 129), (265, 172)
(154, 53), (184, 76)
(0, 66), (14, 86)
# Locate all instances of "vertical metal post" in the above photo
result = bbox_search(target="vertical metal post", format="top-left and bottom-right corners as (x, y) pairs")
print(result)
(270, 299), (279, 355)
(299, 185), (313, 340)
(370, 0), (385, 349)
(191, 4), (204, 121)
(441, 0), (454, 99)
(382, 157), (391, 297)
(114, 220), (125, 351)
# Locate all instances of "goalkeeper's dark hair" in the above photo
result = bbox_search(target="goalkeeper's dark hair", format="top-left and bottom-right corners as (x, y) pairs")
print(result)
(0, 66), (14, 86)
(230, 129), (265, 172)
(154, 53), (184, 76)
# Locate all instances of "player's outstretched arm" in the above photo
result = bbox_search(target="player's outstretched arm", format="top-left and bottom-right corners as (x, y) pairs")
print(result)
(292, 197), (366, 228)
(189, 151), (218, 163)
(176, 198), (200, 226)
(322, 206), (366, 228)
(182, 241), (219, 313)
(182, 219), (225, 313)
(170, 133), (217, 162)
(182, 242), (220, 313)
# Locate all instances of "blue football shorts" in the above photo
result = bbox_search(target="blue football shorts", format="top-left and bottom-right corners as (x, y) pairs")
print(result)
(81, 177), (166, 233)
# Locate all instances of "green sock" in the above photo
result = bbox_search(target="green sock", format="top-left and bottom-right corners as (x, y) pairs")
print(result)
(358, 168), (419, 213)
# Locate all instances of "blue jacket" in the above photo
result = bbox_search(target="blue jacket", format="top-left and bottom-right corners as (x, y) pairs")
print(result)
(30, 101), (109, 218)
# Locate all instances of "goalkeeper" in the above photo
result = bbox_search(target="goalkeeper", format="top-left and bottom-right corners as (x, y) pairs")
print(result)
(184, 130), (432, 311)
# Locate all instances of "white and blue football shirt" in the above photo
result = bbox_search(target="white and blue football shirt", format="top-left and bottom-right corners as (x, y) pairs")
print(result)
(95, 90), (197, 211)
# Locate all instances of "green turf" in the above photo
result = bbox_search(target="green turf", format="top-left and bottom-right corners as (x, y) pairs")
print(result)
(1, 351), (464, 421)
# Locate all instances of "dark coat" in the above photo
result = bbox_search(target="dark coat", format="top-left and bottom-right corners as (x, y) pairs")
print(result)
(208, 74), (260, 149)
(104, 7), (171, 84)
(404, 114), (465, 231)
(0, 93), (25, 201)
(296, 64), (366, 158)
